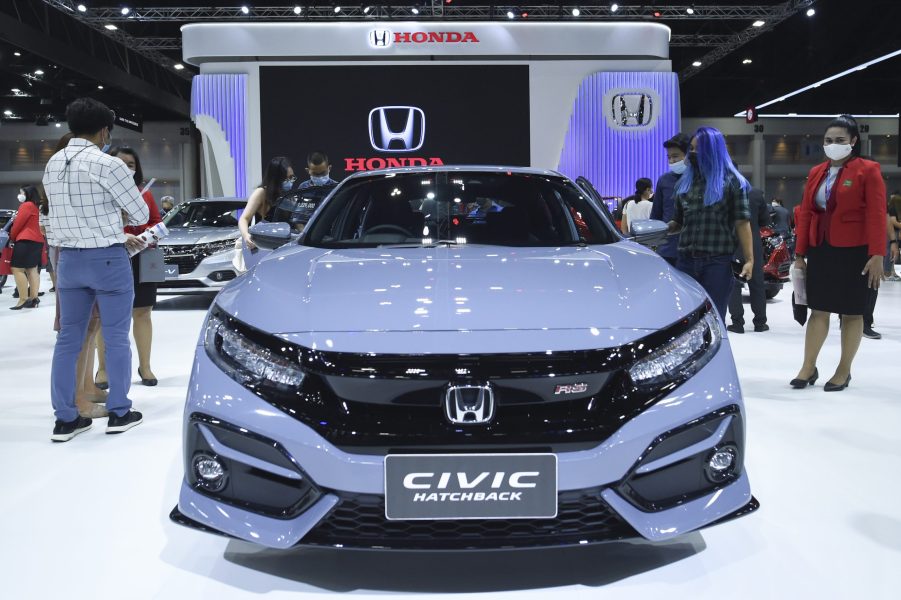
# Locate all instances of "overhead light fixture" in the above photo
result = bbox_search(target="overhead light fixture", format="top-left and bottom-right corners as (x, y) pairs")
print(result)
(411, 7), (419, 15)
(120, 7), (130, 16)
(77, 4), (87, 12)
(806, 8), (815, 17)
(240, 5), (249, 15)
(735, 48), (901, 117)
(97, 85), (104, 90)
(293, 5), (301, 14)
(363, 6), (372, 14)
(742, 58), (753, 64)
(692, 61), (702, 67)
(687, 8), (695, 15)
(752, 20), (765, 27)
(11, 88), (20, 93)
(334, 6), (342, 13)
(34, 69), (44, 75)
(173, 63), (185, 70)
(610, 3), (619, 12)
(507, 10), (515, 19)
(55, 123), (62, 128)
(572, 8), (580, 17)
(13, 51), (21, 57)
(3, 110), (12, 116)
(104, 24), (117, 30)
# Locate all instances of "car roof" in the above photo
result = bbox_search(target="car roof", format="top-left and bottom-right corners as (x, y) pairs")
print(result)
(343, 165), (566, 181)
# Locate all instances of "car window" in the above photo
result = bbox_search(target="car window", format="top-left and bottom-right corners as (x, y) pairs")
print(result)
(163, 202), (244, 228)
(304, 172), (616, 248)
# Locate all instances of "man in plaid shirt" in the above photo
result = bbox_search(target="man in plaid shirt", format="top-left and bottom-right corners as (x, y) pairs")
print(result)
(43, 98), (149, 442)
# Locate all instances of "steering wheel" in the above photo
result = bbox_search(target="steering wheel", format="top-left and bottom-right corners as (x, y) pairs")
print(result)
(364, 224), (414, 237)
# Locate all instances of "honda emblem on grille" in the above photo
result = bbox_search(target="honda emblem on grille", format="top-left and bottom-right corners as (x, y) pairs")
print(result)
(445, 384), (495, 425)
(368, 106), (425, 152)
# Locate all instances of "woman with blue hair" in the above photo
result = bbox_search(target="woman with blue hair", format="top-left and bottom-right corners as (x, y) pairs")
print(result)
(667, 126), (754, 319)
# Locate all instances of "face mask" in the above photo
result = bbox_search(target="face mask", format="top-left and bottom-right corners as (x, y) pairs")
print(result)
(127, 168), (136, 177)
(281, 178), (296, 192)
(669, 161), (688, 175)
(823, 143), (852, 161)
(685, 151), (699, 168)
(310, 174), (331, 186)
(100, 129), (111, 153)
(17, 193), (26, 203)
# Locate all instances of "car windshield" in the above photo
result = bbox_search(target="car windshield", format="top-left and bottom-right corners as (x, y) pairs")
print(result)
(163, 201), (243, 228)
(304, 171), (616, 248)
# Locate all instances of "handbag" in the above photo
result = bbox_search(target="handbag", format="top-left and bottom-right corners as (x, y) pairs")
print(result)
(137, 247), (166, 283)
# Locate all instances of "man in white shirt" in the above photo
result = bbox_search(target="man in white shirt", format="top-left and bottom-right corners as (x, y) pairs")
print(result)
(43, 98), (149, 442)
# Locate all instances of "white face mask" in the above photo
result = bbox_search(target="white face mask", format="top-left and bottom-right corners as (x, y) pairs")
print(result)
(669, 161), (688, 175)
(127, 168), (136, 177)
(823, 143), (852, 161)
(17, 193), (26, 203)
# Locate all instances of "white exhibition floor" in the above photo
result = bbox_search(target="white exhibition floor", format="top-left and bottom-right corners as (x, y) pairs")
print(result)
(1, 272), (899, 600)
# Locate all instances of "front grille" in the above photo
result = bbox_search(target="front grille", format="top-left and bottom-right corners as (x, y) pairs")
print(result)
(159, 279), (205, 289)
(166, 254), (203, 274)
(302, 487), (635, 549)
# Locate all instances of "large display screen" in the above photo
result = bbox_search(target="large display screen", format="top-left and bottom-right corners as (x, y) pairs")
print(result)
(260, 65), (530, 182)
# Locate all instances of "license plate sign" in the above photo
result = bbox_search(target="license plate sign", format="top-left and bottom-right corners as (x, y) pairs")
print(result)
(384, 453), (557, 520)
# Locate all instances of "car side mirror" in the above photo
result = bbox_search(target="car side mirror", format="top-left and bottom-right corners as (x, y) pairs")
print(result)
(629, 219), (669, 246)
(249, 222), (292, 250)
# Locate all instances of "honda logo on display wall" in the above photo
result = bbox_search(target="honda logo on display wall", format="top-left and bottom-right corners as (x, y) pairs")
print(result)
(369, 106), (426, 152)
(603, 89), (660, 131)
(368, 29), (480, 48)
(368, 30), (393, 48)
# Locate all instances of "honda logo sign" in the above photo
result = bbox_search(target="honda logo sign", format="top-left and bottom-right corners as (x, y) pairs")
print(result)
(368, 29), (393, 49)
(603, 89), (660, 130)
(369, 106), (425, 152)
(445, 384), (495, 424)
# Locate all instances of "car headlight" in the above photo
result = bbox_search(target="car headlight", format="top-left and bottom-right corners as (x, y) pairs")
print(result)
(628, 308), (722, 390)
(204, 311), (306, 391)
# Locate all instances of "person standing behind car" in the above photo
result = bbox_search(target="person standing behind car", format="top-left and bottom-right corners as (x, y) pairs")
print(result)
(790, 114), (885, 392)
(299, 151), (337, 190)
(624, 178), (653, 231)
(94, 146), (162, 389)
(8, 185), (43, 310)
(238, 156), (294, 251)
(727, 184), (769, 333)
(43, 97), (149, 442)
(651, 133), (692, 266)
(667, 127), (754, 320)
(770, 198), (791, 236)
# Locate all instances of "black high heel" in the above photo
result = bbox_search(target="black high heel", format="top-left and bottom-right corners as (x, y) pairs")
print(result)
(9, 300), (30, 310)
(824, 374), (851, 392)
(138, 367), (158, 387)
(790, 367), (818, 389)
(26, 297), (39, 308)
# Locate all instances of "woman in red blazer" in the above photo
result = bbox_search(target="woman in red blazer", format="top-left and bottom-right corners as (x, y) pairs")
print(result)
(9, 185), (44, 309)
(791, 115), (886, 392)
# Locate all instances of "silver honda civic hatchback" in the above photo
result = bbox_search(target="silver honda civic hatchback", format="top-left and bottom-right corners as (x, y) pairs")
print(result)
(171, 166), (757, 550)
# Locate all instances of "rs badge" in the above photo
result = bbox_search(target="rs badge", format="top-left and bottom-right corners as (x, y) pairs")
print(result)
(554, 383), (589, 395)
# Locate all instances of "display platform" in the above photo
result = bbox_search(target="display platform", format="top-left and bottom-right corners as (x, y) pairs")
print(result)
(1, 272), (898, 598)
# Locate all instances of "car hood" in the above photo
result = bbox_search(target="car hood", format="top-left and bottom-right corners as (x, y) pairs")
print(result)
(215, 243), (707, 344)
(159, 227), (239, 245)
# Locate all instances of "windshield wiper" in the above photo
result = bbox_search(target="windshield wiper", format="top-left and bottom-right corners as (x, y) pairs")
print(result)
(380, 239), (463, 248)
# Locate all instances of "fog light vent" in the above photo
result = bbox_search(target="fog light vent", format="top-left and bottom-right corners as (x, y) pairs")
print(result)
(705, 445), (738, 483)
(193, 453), (227, 491)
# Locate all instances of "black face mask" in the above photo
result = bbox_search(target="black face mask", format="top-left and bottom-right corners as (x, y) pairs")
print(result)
(686, 151), (699, 167)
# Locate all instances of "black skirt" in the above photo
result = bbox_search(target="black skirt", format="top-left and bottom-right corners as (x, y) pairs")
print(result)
(10, 239), (42, 269)
(131, 255), (157, 309)
(806, 242), (869, 315)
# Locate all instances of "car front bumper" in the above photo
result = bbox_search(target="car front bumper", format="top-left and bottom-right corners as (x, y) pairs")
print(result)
(159, 249), (238, 295)
(173, 340), (755, 550)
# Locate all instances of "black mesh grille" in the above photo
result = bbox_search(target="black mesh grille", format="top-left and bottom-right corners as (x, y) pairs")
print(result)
(302, 488), (635, 549)
(166, 253), (203, 274)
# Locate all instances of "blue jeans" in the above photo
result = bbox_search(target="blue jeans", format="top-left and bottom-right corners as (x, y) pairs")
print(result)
(676, 253), (734, 321)
(51, 246), (135, 422)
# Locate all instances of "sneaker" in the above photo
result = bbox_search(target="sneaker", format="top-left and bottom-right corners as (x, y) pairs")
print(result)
(726, 323), (744, 334)
(106, 410), (143, 434)
(754, 324), (770, 332)
(863, 328), (882, 340)
(51, 416), (92, 443)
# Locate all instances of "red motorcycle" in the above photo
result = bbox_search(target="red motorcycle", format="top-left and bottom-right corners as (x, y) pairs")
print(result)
(760, 225), (792, 299)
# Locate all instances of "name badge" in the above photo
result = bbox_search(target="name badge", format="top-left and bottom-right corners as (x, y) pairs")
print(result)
(842, 179), (853, 187)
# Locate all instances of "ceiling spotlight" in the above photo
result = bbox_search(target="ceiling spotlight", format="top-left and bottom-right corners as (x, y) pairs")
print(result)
(334, 6), (342, 13)
(752, 20), (765, 27)
(173, 63), (185, 70)
(3, 110), (12, 116)
(687, 8), (695, 15)
(55, 123), (62, 128)
(363, 6), (372, 14)
(507, 10), (515, 19)
(77, 4), (87, 12)
(97, 85), (104, 90)
(692, 61), (702, 67)
(806, 8), (815, 17)
(293, 5), (301, 14)
(240, 5), (249, 14)
(572, 8), (580, 17)
(411, 7), (419, 15)
(120, 7), (130, 16)
(104, 24), (117, 30)
(742, 58), (753, 64)
(11, 88), (20, 93)
(34, 69), (44, 75)
(14, 51), (21, 56)
(610, 3), (619, 12)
